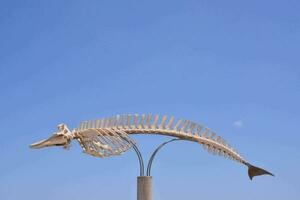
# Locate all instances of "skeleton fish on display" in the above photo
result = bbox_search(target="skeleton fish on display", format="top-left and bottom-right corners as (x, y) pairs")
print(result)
(30, 114), (274, 180)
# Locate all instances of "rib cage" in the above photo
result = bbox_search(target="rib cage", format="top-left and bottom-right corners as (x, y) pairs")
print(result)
(74, 128), (135, 158)
(74, 114), (248, 165)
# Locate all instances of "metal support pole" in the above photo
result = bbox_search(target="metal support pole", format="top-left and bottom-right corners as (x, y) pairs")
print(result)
(137, 176), (152, 200)
(126, 138), (181, 200)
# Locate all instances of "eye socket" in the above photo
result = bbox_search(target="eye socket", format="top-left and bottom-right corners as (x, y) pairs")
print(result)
(57, 124), (65, 130)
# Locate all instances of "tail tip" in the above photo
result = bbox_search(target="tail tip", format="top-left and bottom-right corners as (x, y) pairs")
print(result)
(248, 164), (274, 180)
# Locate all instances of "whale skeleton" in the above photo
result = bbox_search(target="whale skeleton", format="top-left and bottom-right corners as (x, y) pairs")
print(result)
(30, 113), (274, 180)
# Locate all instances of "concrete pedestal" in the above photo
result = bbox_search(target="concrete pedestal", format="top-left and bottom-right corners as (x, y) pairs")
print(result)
(137, 176), (152, 200)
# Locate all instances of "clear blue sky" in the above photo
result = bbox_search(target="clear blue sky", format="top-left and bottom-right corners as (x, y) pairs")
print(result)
(0, 1), (299, 200)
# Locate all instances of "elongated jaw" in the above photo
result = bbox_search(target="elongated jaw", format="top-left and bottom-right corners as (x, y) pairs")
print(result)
(30, 139), (51, 149)
(30, 134), (70, 149)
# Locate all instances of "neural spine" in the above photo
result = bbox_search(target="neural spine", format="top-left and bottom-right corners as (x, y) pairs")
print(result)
(74, 114), (247, 165)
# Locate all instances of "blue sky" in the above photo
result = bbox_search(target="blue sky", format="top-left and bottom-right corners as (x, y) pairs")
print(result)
(0, 1), (299, 199)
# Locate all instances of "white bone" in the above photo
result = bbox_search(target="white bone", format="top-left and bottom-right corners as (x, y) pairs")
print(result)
(151, 114), (159, 129)
(159, 115), (168, 129)
(167, 116), (175, 129)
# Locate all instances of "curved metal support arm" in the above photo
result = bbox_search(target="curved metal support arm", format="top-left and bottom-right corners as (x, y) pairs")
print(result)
(122, 138), (145, 176)
(123, 137), (182, 176)
(132, 142), (145, 176)
(146, 138), (181, 176)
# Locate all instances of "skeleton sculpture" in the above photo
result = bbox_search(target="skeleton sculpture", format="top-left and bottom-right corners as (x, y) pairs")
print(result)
(30, 114), (273, 180)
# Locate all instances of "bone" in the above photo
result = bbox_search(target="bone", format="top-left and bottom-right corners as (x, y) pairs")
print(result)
(174, 119), (183, 131)
(73, 114), (246, 164)
(145, 114), (152, 128)
(120, 115), (125, 128)
(188, 122), (196, 134)
(96, 119), (101, 129)
(167, 116), (175, 129)
(108, 116), (114, 128)
(210, 132), (216, 139)
(126, 114), (132, 128)
(138, 114), (145, 129)
(104, 118), (110, 128)
(104, 135), (125, 152)
(114, 129), (134, 149)
(114, 115), (120, 127)
(216, 136), (222, 143)
(88, 121), (93, 129)
(202, 128), (209, 138)
(159, 115), (168, 129)
(96, 129), (122, 152)
(180, 120), (190, 133)
(79, 122), (84, 130)
(151, 114), (159, 129)
(92, 120), (97, 129)
(104, 128), (129, 148)
(133, 114), (139, 128)
(195, 125), (202, 136)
